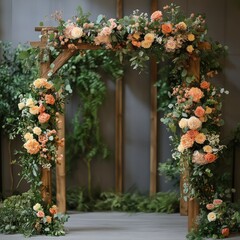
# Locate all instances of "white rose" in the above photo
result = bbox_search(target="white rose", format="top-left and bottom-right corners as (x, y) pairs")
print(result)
(33, 203), (42, 211)
(71, 27), (83, 39)
(178, 118), (188, 129)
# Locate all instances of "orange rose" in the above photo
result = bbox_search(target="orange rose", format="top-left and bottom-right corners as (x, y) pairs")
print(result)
(200, 81), (210, 89)
(38, 112), (50, 124)
(194, 106), (205, 118)
(204, 153), (217, 163)
(186, 130), (199, 140)
(205, 106), (213, 114)
(24, 139), (41, 154)
(161, 23), (172, 34)
(49, 205), (58, 215)
(187, 33), (195, 41)
(132, 40), (141, 48)
(188, 87), (204, 102)
(45, 94), (55, 105)
(221, 228), (229, 237)
(150, 10), (162, 21)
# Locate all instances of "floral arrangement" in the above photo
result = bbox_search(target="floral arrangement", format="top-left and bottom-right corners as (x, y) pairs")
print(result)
(187, 199), (240, 239)
(32, 203), (69, 236)
(13, 3), (237, 239)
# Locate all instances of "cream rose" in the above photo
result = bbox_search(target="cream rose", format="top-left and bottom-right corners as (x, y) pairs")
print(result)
(33, 127), (42, 136)
(26, 98), (35, 107)
(24, 132), (33, 141)
(33, 203), (42, 211)
(207, 212), (217, 222)
(141, 40), (152, 48)
(71, 26), (83, 39)
(178, 118), (188, 129)
(18, 102), (25, 110)
(203, 145), (213, 153)
(187, 116), (202, 130)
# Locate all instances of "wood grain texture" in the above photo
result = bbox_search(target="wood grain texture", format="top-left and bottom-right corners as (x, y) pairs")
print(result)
(149, 0), (158, 196)
(115, 0), (123, 193)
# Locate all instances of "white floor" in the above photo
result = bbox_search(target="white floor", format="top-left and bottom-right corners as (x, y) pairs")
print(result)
(0, 212), (239, 240)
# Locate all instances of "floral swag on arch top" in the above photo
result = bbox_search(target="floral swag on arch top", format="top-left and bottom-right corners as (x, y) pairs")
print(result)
(15, 3), (240, 239)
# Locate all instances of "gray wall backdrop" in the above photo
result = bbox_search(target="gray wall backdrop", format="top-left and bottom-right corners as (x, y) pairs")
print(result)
(1, 0), (240, 197)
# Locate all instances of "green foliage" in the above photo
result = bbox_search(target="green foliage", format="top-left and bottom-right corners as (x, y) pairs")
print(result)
(66, 188), (179, 213)
(0, 41), (39, 138)
(0, 190), (37, 236)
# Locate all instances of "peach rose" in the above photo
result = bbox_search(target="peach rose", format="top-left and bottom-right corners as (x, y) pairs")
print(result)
(36, 210), (45, 218)
(29, 105), (40, 115)
(192, 150), (207, 165)
(45, 94), (55, 105)
(100, 26), (112, 36)
(151, 10), (162, 21)
(178, 118), (188, 129)
(39, 104), (46, 113)
(203, 145), (213, 153)
(46, 215), (52, 224)
(161, 23), (172, 34)
(44, 81), (53, 89)
(24, 139), (41, 154)
(188, 87), (204, 102)
(64, 24), (75, 38)
(194, 106), (205, 118)
(144, 33), (155, 43)
(33, 127), (42, 136)
(38, 112), (50, 124)
(200, 81), (210, 89)
(207, 212), (216, 222)
(180, 133), (194, 149)
(186, 45), (194, 53)
(187, 116), (202, 130)
(176, 21), (187, 31)
(33, 78), (47, 88)
(177, 144), (184, 153)
(195, 133), (206, 144)
(141, 40), (152, 48)
(165, 37), (177, 52)
(133, 32), (141, 40)
(204, 153), (217, 163)
(221, 228), (229, 237)
(187, 33), (195, 41)
(205, 106), (213, 114)
(213, 199), (223, 205)
(206, 203), (215, 210)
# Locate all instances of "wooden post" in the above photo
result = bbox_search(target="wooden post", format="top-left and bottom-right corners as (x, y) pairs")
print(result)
(56, 114), (66, 213)
(115, 0), (123, 193)
(39, 29), (52, 204)
(187, 55), (201, 230)
(149, 0), (158, 196)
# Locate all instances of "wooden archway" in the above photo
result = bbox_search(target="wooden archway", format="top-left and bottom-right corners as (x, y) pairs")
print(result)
(30, 0), (199, 231)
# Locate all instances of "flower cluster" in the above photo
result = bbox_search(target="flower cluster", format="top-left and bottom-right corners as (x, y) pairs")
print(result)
(18, 77), (65, 169)
(45, 4), (208, 69)
(33, 203), (68, 236)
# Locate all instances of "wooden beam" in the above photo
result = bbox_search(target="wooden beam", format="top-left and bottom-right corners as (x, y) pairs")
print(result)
(149, 0), (158, 196)
(115, 0), (123, 193)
